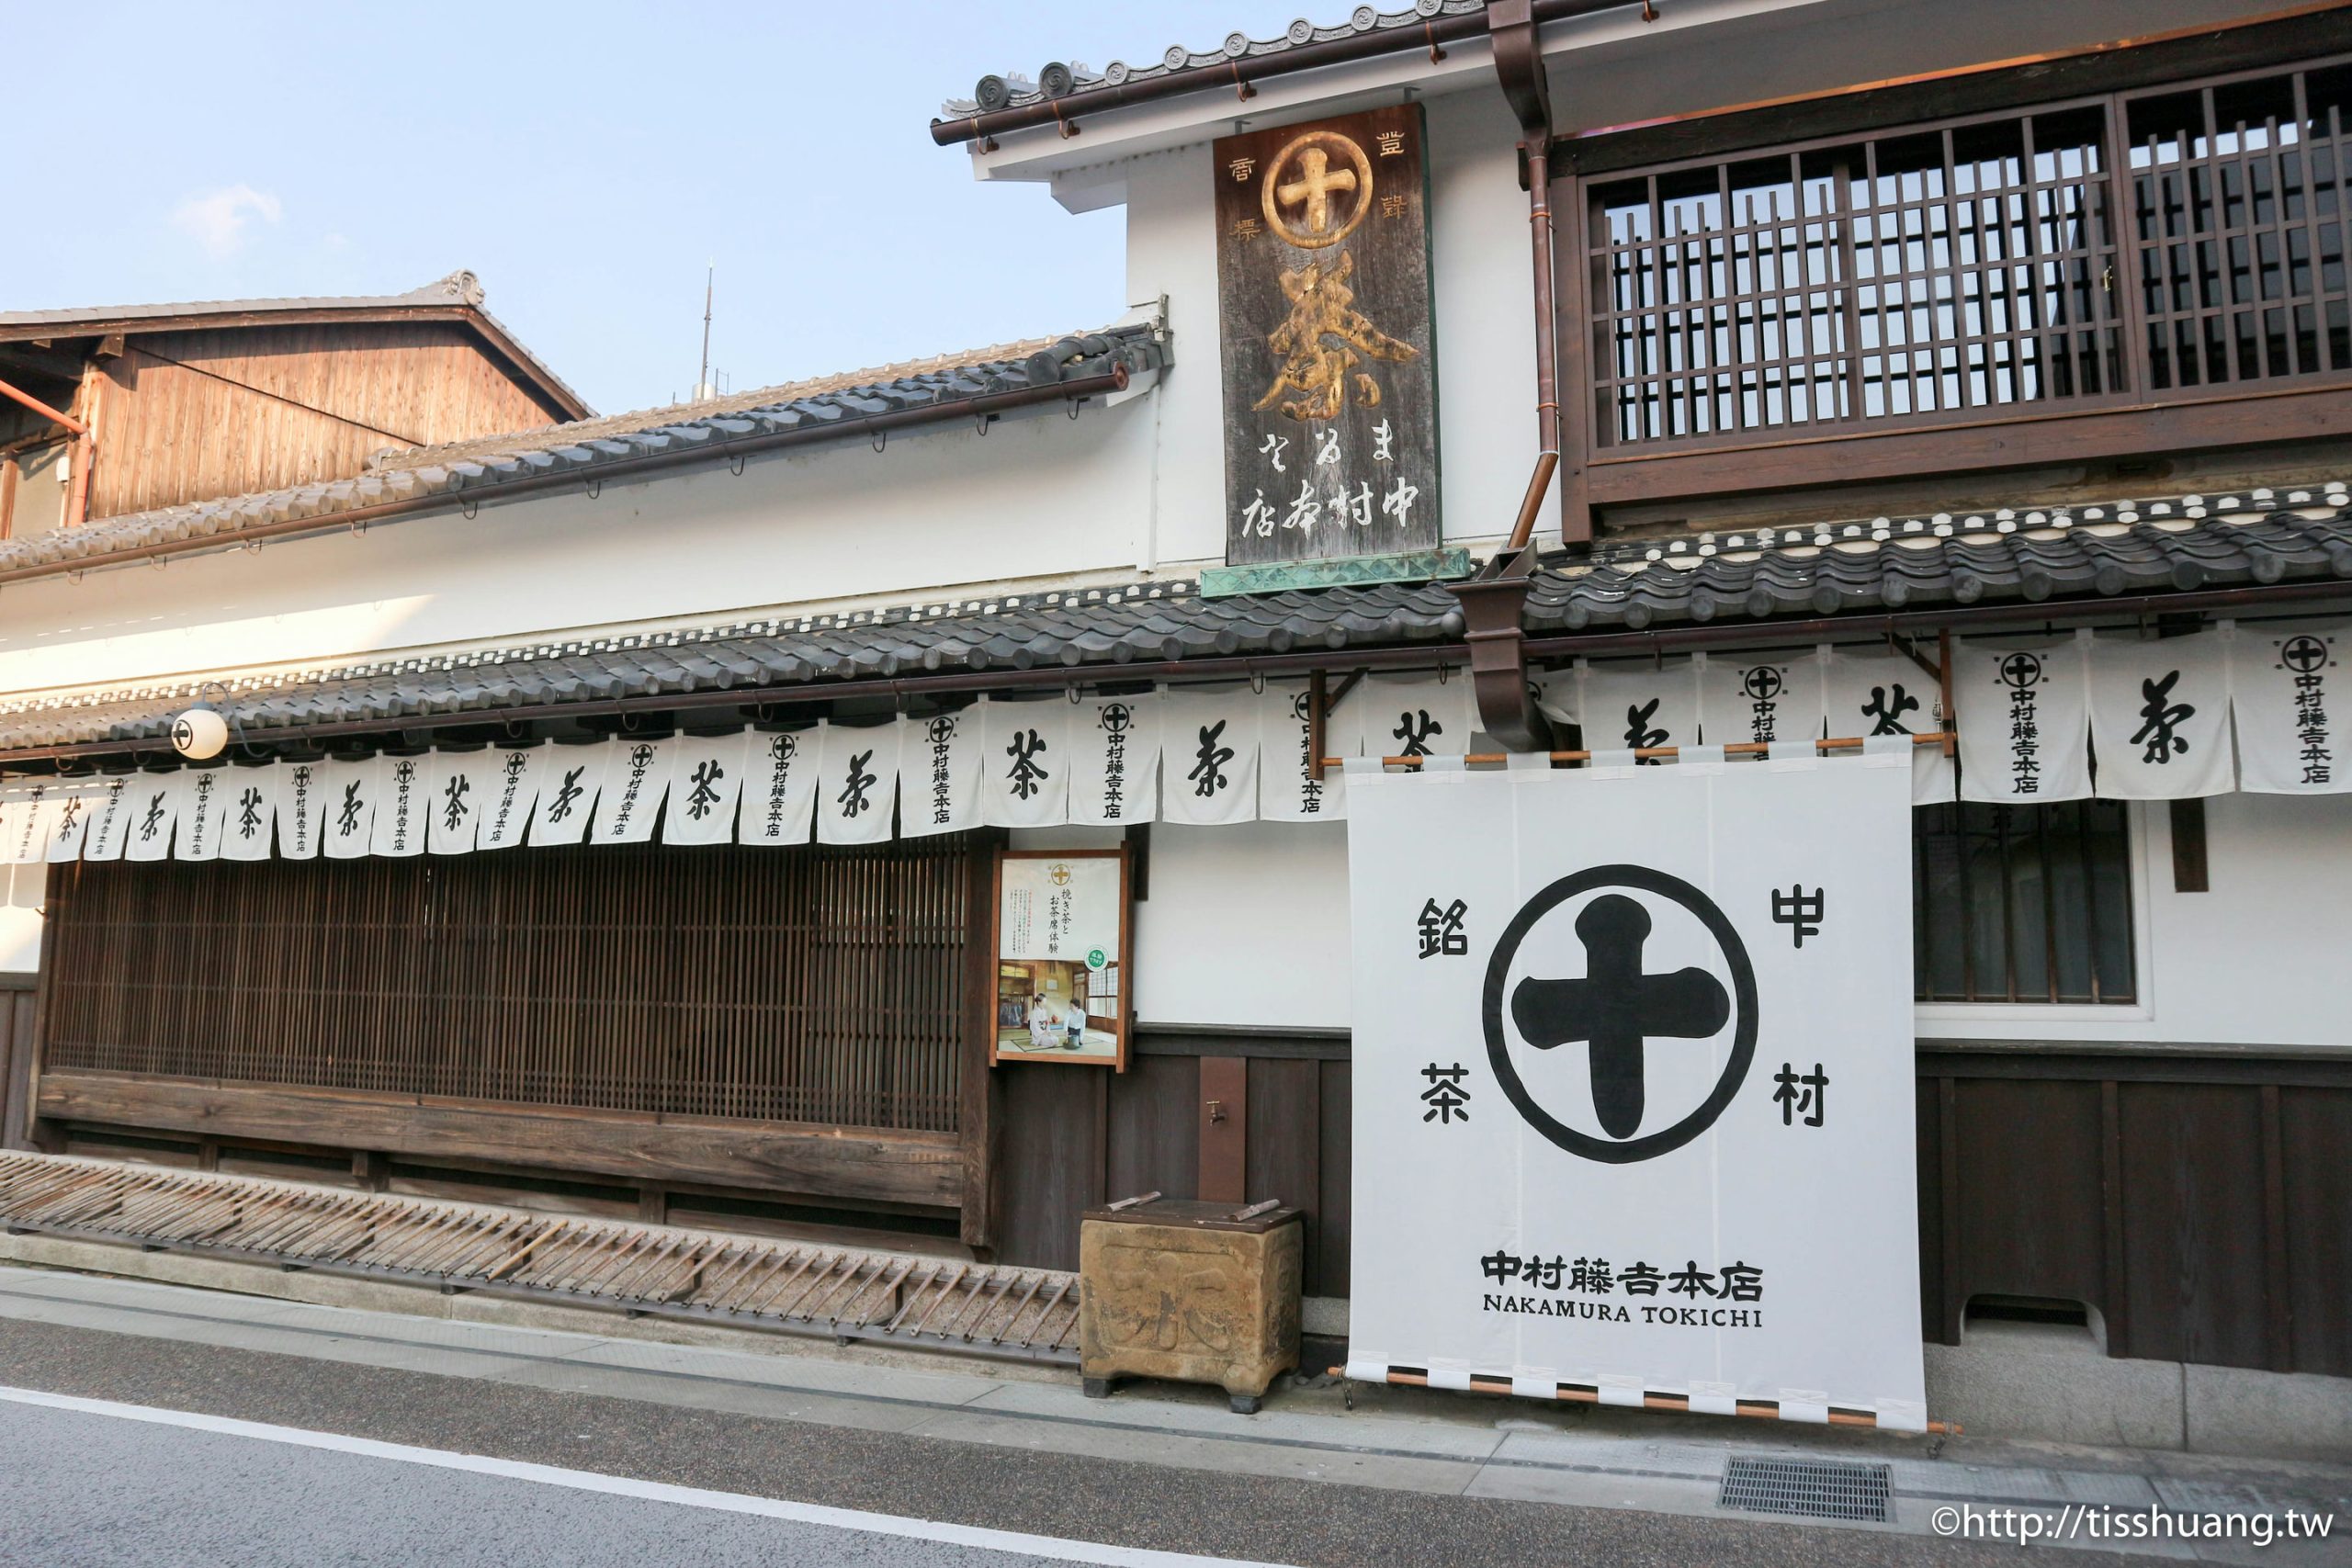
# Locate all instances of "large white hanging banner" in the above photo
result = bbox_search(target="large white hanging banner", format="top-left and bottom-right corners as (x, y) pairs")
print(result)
(81, 777), (136, 863)
(528, 742), (608, 847)
(47, 784), (97, 863)
(1355, 671), (1476, 761)
(122, 774), (182, 863)
(219, 768), (277, 862)
(899, 711), (984, 840)
(276, 761), (326, 861)
(369, 756), (428, 858)
(1066, 692), (1159, 827)
(592, 736), (677, 844)
(1159, 685), (1260, 826)
(424, 751), (489, 855)
(1262, 681), (1346, 821)
(1345, 753), (1926, 1429)
(1698, 649), (1825, 750)
(1956, 636), (2092, 804)
(662, 731), (753, 845)
(322, 757), (383, 861)
(817, 719), (900, 845)
(1821, 647), (1956, 805)
(983, 699), (1070, 829)
(474, 748), (542, 851)
(2230, 620), (2352, 795)
(741, 728), (820, 847)
(2086, 630), (2233, 800)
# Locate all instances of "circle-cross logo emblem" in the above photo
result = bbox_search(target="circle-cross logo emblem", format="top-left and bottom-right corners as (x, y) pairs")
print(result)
(925, 716), (959, 745)
(2282, 635), (2330, 673)
(1740, 665), (1784, 702)
(172, 717), (195, 751)
(1483, 864), (1758, 1165)
(1099, 702), (1133, 734)
(1999, 651), (2045, 689)
(1261, 129), (1374, 249)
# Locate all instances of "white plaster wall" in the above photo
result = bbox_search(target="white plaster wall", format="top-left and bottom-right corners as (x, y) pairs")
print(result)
(1133, 821), (1352, 1029)
(1010, 819), (1353, 1031)
(0, 868), (42, 974)
(0, 398), (1161, 695)
(1422, 88), (1539, 552)
(1123, 145), (1225, 570)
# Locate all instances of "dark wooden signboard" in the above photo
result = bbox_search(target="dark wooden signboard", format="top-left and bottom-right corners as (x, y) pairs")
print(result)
(1213, 105), (1442, 574)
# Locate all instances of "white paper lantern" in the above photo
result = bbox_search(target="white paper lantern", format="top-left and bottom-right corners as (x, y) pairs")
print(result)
(171, 707), (230, 761)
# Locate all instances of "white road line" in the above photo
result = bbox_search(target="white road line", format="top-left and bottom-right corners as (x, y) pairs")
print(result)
(0, 1383), (1293, 1568)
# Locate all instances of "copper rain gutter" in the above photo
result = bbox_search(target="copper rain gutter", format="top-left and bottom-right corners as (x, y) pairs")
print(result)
(1447, 0), (1597, 750)
(0, 373), (92, 527)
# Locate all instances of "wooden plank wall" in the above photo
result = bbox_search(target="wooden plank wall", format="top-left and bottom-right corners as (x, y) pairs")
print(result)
(1917, 1048), (2352, 1379)
(85, 323), (564, 519)
(0, 974), (40, 1152)
(994, 1034), (1354, 1300)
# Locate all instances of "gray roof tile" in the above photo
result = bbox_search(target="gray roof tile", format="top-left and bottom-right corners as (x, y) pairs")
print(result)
(10, 486), (2352, 758)
(0, 322), (1166, 583)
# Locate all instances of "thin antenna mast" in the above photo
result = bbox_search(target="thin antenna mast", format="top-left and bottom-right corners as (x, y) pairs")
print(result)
(695, 262), (715, 400)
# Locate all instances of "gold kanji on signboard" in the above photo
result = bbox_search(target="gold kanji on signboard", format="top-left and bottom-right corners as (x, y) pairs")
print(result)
(1254, 252), (1418, 422)
(1248, 126), (1418, 421)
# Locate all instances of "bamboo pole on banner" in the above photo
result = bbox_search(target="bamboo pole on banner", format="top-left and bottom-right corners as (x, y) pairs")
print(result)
(1332, 1367), (1963, 1434)
(1317, 732), (1957, 769)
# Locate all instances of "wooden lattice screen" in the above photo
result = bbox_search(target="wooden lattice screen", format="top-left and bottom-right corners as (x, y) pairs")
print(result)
(1579, 55), (2352, 454)
(41, 836), (985, 1135)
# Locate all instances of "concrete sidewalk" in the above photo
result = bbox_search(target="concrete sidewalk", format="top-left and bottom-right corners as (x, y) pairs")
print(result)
(0, 1256), (2343, 1563)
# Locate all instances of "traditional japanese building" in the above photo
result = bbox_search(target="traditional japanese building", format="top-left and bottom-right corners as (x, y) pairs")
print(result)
(0, 271), (588, 537)
(0, 0), (2346, 1458)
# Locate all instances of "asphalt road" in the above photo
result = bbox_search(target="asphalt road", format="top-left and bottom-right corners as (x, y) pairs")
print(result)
(0, 1314), (2177, 1568)
(0, 1395), (1222, 1568)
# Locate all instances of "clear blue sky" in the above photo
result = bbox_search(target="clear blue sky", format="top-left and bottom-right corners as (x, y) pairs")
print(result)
(6, 1), (1308, 415)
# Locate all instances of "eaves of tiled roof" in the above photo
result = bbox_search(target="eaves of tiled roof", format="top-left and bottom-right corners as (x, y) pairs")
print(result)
(942, 1), (1488, 119)
(0, 323), (1166, 586)
(1527, 485), (2352, 633)
(8, 486), (2352, 761)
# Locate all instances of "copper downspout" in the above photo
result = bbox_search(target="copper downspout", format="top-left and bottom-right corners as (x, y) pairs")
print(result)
(0, 373), (92, 526)
(1447, 0), (1568, 751)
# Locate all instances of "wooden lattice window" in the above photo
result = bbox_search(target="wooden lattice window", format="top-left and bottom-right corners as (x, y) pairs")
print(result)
(41, 837), (985, 1134)
(1913, 800), (2135, 1005)
(1589, 103), (2125, 446)
(2127, 62), (2352, 389)
(1577, 53), (2352, 474)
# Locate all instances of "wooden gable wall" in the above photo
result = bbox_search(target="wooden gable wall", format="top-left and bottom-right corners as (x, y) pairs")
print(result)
(83, 321), (568, 520)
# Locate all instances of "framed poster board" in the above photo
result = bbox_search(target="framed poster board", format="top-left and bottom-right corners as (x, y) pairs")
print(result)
(991, 846), (1132, 1070)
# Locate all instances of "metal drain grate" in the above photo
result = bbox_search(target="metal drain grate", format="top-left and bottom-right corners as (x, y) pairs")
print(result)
(1718, 1456), (1892, 1522)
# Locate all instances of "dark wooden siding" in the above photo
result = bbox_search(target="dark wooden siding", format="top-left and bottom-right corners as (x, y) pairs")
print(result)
(0, 973), (40, 1152)
(85, 322), (564, 519)
(1916, 1050), (2345, 1377)
(995, 1031), (1353, 1298)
